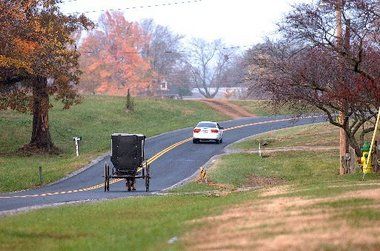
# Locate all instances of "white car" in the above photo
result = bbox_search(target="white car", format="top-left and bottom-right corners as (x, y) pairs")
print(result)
(193, 121), (224, 144)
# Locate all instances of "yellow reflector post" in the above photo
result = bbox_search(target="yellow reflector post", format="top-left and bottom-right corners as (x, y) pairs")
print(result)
(365, 107), (380, 174)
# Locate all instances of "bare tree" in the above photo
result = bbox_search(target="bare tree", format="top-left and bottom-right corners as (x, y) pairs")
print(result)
(219, 55), (246, 87)
(245, 0), (380, 163)
(168, 62), (194, 97)
(185, 38), (233, 98)
(140, 19), (185, 94)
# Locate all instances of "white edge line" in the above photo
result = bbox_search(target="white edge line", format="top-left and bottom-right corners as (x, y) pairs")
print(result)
(0, 196), (154, 217)
(0, 200), (95, 217)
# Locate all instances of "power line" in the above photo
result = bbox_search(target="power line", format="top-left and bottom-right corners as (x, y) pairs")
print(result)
(62, 0), (254, 50)
(82, 45), (253, 55)
(65, 0), (204, 15)
(82, 46), (252, 54)
(60, 0), (79, 3)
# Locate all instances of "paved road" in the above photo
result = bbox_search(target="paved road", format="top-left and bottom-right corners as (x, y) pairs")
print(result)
(0, 115), (326, 213)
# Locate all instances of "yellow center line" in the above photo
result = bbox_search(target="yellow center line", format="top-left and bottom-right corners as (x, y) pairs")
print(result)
(0, 115), (321, 199)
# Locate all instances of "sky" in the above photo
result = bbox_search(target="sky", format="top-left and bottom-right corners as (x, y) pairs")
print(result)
(60, 0), (309, 48)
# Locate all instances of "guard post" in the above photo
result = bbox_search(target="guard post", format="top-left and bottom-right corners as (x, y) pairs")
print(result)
(38, 166), (43, 185)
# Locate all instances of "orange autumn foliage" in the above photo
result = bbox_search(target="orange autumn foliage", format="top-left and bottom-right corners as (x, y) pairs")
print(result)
(79, 12), (156, 96)
(14, 38), (39, 55)
(0, 0), (93, 151)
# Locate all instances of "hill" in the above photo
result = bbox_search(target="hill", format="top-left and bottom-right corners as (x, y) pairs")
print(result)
(0, 96), (228, 192)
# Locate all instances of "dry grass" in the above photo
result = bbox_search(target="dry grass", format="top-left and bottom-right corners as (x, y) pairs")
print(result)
(184, 186), (380, 251)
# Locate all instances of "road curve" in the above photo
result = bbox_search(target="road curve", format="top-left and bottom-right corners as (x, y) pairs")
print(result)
(0, 115), (326, 214)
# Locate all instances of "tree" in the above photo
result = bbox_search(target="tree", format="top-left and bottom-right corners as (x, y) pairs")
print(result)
(140, 19), (185, 95)
(79, 12), (152, 96)
(169, 62), (194, 97)
(218, 55), (246, 88)
(0, 0), (92, 152)
(125, 88), (134, 112)
(245, 0), (380, 164)
(185, 38), (233, 98)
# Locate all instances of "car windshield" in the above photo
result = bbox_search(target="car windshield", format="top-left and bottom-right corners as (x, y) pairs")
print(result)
(197, 122), (217, 128)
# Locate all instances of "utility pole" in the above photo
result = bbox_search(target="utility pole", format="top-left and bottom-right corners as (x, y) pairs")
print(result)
(336, 0), (349, 175)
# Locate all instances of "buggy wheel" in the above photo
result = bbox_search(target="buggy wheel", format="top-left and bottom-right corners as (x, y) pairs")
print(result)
(126, 179), (132, 192)
(104, 165), (106, 192)
(106, 165), (110, 191)
(145, 176), (150, 192)
(104, 163), (110, 192)
(145, 165), (150, 192)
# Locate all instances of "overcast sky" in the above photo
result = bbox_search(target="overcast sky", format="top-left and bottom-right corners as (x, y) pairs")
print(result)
(60, 0), (309, 48)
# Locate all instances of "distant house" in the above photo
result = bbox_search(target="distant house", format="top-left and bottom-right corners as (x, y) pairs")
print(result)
(156, 80), (182, 99)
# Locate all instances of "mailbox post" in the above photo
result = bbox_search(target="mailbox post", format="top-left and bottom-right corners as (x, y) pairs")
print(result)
(73, 136), (82, 156)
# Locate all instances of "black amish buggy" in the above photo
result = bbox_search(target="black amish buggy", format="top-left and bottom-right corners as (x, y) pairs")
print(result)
(104, 133), (150, 192)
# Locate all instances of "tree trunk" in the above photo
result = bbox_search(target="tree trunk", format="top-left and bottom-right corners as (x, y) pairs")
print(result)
(29, 76), (54, 151)
(339, 112), (349, 174)
(347, 132), (362, 158)
(336, 0), (349, 174)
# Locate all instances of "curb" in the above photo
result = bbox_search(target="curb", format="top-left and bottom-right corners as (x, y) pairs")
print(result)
(46, 152), (111, 187)
(161, 153), (229, 192)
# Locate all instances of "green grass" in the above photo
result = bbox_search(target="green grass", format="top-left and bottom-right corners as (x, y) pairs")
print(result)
(343, 209), (380, 226)
(231, 100), (314, 116)
(178, 148), (343, 193)
(204, 151), (379, 194)
(0, 193), (258, 251)
(233, 123), (340, 150)
(0, 96), (228, 192)
(209, 152), (341, 187)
